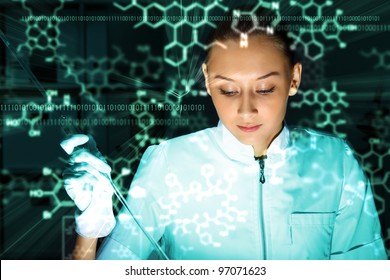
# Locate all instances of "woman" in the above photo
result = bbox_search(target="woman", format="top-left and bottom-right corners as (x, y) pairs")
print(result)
(61, 9), (387, 260)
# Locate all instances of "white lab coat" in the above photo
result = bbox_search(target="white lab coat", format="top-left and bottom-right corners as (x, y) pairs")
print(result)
(97, 122), (387, 259)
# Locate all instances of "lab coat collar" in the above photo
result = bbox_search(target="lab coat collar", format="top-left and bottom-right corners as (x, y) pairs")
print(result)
(216, 121), (290, 163)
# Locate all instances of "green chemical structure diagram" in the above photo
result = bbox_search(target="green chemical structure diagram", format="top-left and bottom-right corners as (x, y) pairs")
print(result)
(130, 45), (164, 83)
(114, 0), (355, 64)
(114, 0), (229, 68)
(361, 48), (390, 70)
(29, 167), (74, 220)
(355, 138), (390, 216)
(290, 81), (349, 138)
(29, 158), (135, 220)
(16, 0), (70, 58)
(8, 0), (360, 136)
(53, 45), (164, 101)
(52, 46), (129, 104)
(288, 0), (357, 61)
(3, 89), (66, 137)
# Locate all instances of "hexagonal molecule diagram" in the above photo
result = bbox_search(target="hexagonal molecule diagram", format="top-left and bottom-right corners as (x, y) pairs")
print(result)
(16, 0), (69, 59)
(361, 48), (390, 70)
(290, 81), (349, 138)
(288, 0), (357, 61)
(113, 0), (282, 68)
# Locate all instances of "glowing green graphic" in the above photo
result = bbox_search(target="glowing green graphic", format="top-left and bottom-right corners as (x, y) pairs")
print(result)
(52, 46), (128, 104)
(132, 89), (163, 147)
(16, 0), (68, 58)
(361, 48), (390, 70)
(130, 45), (164, 84)
(29, 157), (137, 219)
(230, 1), (280, 38)
(29, 167), (73, 219)
(1, 169), (30, 205)
(356, 138), (390, 215)
(290, 81), (349, 137)
(159, 165), (247, 248)
(114, 0), (229, 68)
(4, 89), (63, 137)
(288, 0), (357, 61)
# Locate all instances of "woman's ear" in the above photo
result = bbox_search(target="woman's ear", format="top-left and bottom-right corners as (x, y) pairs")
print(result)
(289, 63), (302, 96)
(202, 63), (211, 96)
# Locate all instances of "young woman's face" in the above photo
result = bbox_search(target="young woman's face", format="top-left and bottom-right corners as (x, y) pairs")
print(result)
(203, 35), (302, 155)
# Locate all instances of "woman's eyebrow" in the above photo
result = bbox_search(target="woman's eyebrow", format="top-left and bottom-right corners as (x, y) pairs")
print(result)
(213, 71), (280, 81)
(256, 71), (280, 80)
(213, 75), (235, 81)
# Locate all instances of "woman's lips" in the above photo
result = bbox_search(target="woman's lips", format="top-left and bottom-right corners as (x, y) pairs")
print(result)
(237, 124), (262, 133)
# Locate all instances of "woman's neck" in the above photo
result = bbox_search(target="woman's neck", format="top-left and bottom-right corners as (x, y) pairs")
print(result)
(252, 123), (284, 157)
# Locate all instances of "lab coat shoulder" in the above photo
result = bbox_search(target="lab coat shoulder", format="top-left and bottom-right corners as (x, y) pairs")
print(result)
(284, 127), (387, 259)
(296, 128), (388, 259)
(156, 127), (219, 157)
(330, 137), (388, 259)
(97, 128), (218, 260)
(146, 127), (223, 172)
(288, 126), (347, 153)
(130, 126), (216, 184)
(96, 141), (170, 259)
(286, 127), (349, 182)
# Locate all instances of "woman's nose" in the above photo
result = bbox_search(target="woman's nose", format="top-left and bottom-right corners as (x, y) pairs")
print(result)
(237, 92), (258, 117)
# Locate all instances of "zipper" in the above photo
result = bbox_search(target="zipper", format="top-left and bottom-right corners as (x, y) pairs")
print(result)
(254, 155), (267, 260)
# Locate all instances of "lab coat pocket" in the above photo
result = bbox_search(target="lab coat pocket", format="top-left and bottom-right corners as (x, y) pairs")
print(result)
(289, 212), (336, 259)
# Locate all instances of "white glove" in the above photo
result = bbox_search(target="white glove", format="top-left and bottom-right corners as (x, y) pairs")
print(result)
(60, 134), (116, 238)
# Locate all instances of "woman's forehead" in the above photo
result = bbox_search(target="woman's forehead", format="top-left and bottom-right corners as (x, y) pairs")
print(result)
(207, 36), (289, 75)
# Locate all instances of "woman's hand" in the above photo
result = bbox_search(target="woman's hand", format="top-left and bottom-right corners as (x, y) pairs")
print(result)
(61, 134), (116, 238)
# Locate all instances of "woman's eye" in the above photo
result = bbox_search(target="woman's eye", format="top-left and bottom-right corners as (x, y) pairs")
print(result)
(219, 89), (238, 96)
(256, 86), (275, 95)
